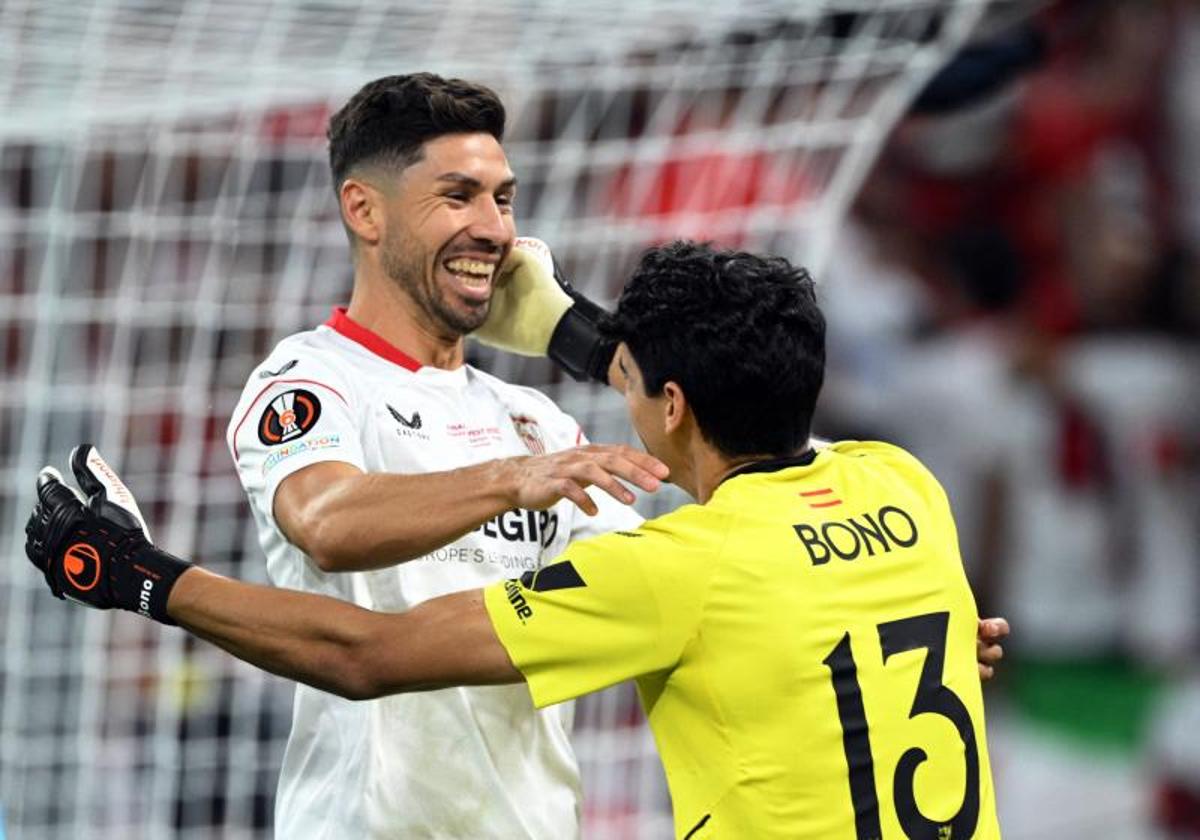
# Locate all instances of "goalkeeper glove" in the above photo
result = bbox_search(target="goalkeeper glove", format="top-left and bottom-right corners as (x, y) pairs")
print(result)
(24, 445), (192, 624)
(474, 237), (615, 384)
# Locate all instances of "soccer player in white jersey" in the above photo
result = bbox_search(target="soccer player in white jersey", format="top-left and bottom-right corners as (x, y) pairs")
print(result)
(223, 73), (668, 839)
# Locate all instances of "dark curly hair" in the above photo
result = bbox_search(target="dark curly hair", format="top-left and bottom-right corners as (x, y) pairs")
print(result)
(602, 241), (825, 458)
(327, 73), (506, 189)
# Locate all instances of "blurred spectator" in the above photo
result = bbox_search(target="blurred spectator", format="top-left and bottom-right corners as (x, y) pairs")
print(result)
(823, 0), (1200, 667)
(1149, 676), (1200, 837)
(1166, 0), (1200, 325)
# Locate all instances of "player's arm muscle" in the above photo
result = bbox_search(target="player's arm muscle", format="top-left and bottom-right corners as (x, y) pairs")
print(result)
(169, 567), (520, 699)
(274, 460), (517, 572)
(275, 447), (666, 573)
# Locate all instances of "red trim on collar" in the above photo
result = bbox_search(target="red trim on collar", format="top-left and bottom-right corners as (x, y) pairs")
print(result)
(324, 307), (422, 372)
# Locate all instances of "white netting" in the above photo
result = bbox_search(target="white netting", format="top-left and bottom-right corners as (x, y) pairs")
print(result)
(1, 1), (1009, 836)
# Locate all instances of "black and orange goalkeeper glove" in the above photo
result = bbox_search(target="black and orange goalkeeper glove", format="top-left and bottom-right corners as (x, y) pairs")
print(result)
(474, 237), (615, 384)
(24, 445), (192, 624)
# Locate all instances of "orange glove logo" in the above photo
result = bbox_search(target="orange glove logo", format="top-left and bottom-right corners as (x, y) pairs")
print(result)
(63, 542), (101, 591)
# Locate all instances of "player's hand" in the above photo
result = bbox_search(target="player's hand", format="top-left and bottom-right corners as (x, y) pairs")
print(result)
(24, 445), (192, 624)
(474, 237), (573, 356)
(507, 444), (669, 515)
(976, 616), (1009, 682)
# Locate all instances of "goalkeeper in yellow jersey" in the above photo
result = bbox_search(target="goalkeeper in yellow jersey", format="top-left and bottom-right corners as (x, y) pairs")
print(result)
(26, 240), (1004, 839)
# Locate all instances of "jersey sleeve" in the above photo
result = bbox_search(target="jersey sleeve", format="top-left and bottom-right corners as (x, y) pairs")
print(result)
(226, 352), (367, 521)
(483, 511), (714, 707)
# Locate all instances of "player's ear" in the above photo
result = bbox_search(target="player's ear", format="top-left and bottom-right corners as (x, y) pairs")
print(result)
(662, 381), (689, 436)
(339, 177), (382, 246)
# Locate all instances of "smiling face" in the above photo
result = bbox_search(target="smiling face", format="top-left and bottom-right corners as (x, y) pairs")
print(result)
(373, 132), (517, 337)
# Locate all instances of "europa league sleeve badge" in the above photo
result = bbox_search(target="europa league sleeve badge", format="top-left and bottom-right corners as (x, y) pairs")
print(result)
(258, 388), (322, 446)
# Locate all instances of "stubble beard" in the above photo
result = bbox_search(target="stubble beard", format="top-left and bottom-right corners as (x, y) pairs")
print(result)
(381, 236), (490, 338)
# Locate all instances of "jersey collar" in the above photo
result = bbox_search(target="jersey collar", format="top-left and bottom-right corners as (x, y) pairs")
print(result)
(324, 307), (422, 372)
(718, 449), (818, 488)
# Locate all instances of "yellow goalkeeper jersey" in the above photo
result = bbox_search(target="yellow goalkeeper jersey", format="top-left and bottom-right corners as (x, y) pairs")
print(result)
(484, 440), (1000, 840)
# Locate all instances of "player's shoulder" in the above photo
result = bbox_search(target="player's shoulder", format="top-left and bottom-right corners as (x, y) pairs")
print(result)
(585, 501), (729, 561)
(823, 439), (951, 514)
(824, 438), (935, 478)
(246, 328), (350, 383)
(552, 502), (728, 603)
(226, 328), (358, 441)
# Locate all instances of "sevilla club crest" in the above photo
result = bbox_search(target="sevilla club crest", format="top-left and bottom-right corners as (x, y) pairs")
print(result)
(510, 414), (546, 455)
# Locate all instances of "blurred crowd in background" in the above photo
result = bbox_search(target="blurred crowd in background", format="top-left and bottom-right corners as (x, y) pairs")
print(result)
(818, 0), (1200, 834)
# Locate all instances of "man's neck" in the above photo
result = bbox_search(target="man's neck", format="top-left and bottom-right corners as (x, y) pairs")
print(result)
(346, 274), (464, 370)
(694, 441), (816, 504)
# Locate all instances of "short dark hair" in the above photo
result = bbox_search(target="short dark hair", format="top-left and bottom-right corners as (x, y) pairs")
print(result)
(602, 240), (825, 458)
(327, 73), (506, 188)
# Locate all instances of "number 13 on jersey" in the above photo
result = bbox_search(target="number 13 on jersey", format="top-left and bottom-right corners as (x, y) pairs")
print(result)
(823, 611), (989, 840)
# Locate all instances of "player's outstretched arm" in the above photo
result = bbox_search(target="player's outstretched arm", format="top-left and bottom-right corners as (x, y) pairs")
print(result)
(173, 571), (518, 699)
(26, 447), (1004, 693)
(274, 444), (668, 572)
(24, 448), (520, 698)
(473, 237), (616, 385)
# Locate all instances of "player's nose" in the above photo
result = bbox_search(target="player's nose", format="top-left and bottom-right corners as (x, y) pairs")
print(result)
(466, 197), (513, 248)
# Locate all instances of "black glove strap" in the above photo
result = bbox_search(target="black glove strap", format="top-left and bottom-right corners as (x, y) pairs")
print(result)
(115, 542), (193, 625)
(547, 306), (616, 384)
(548, 258), (616, 385)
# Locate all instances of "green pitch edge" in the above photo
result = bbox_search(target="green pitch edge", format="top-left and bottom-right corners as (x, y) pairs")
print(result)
(1005, 656), (1167, 753)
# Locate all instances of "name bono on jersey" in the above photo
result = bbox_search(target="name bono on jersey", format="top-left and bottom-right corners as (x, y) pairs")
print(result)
(793, 504), (920, 566)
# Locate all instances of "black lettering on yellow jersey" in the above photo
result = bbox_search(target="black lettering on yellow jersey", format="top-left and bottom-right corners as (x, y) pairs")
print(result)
(503, 580), (533, 622)
(794, 505), (919, 565)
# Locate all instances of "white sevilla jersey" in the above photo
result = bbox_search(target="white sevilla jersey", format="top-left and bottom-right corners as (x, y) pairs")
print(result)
(227, 307), (641, 840)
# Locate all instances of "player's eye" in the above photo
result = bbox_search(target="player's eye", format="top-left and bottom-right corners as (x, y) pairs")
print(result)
(444, 191), (469, 203)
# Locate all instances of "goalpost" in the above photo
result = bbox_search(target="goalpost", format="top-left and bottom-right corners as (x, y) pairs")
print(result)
(0, 1), (1017, 836)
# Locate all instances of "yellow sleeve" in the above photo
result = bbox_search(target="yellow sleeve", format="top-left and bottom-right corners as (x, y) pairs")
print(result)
(483, 515), (714, 708)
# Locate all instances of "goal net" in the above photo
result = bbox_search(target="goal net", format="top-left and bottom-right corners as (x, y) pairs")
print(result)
(1, 0), (1011, 836)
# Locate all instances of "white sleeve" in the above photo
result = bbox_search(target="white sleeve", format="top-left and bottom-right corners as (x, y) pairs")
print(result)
(226, 354), (367, 521)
